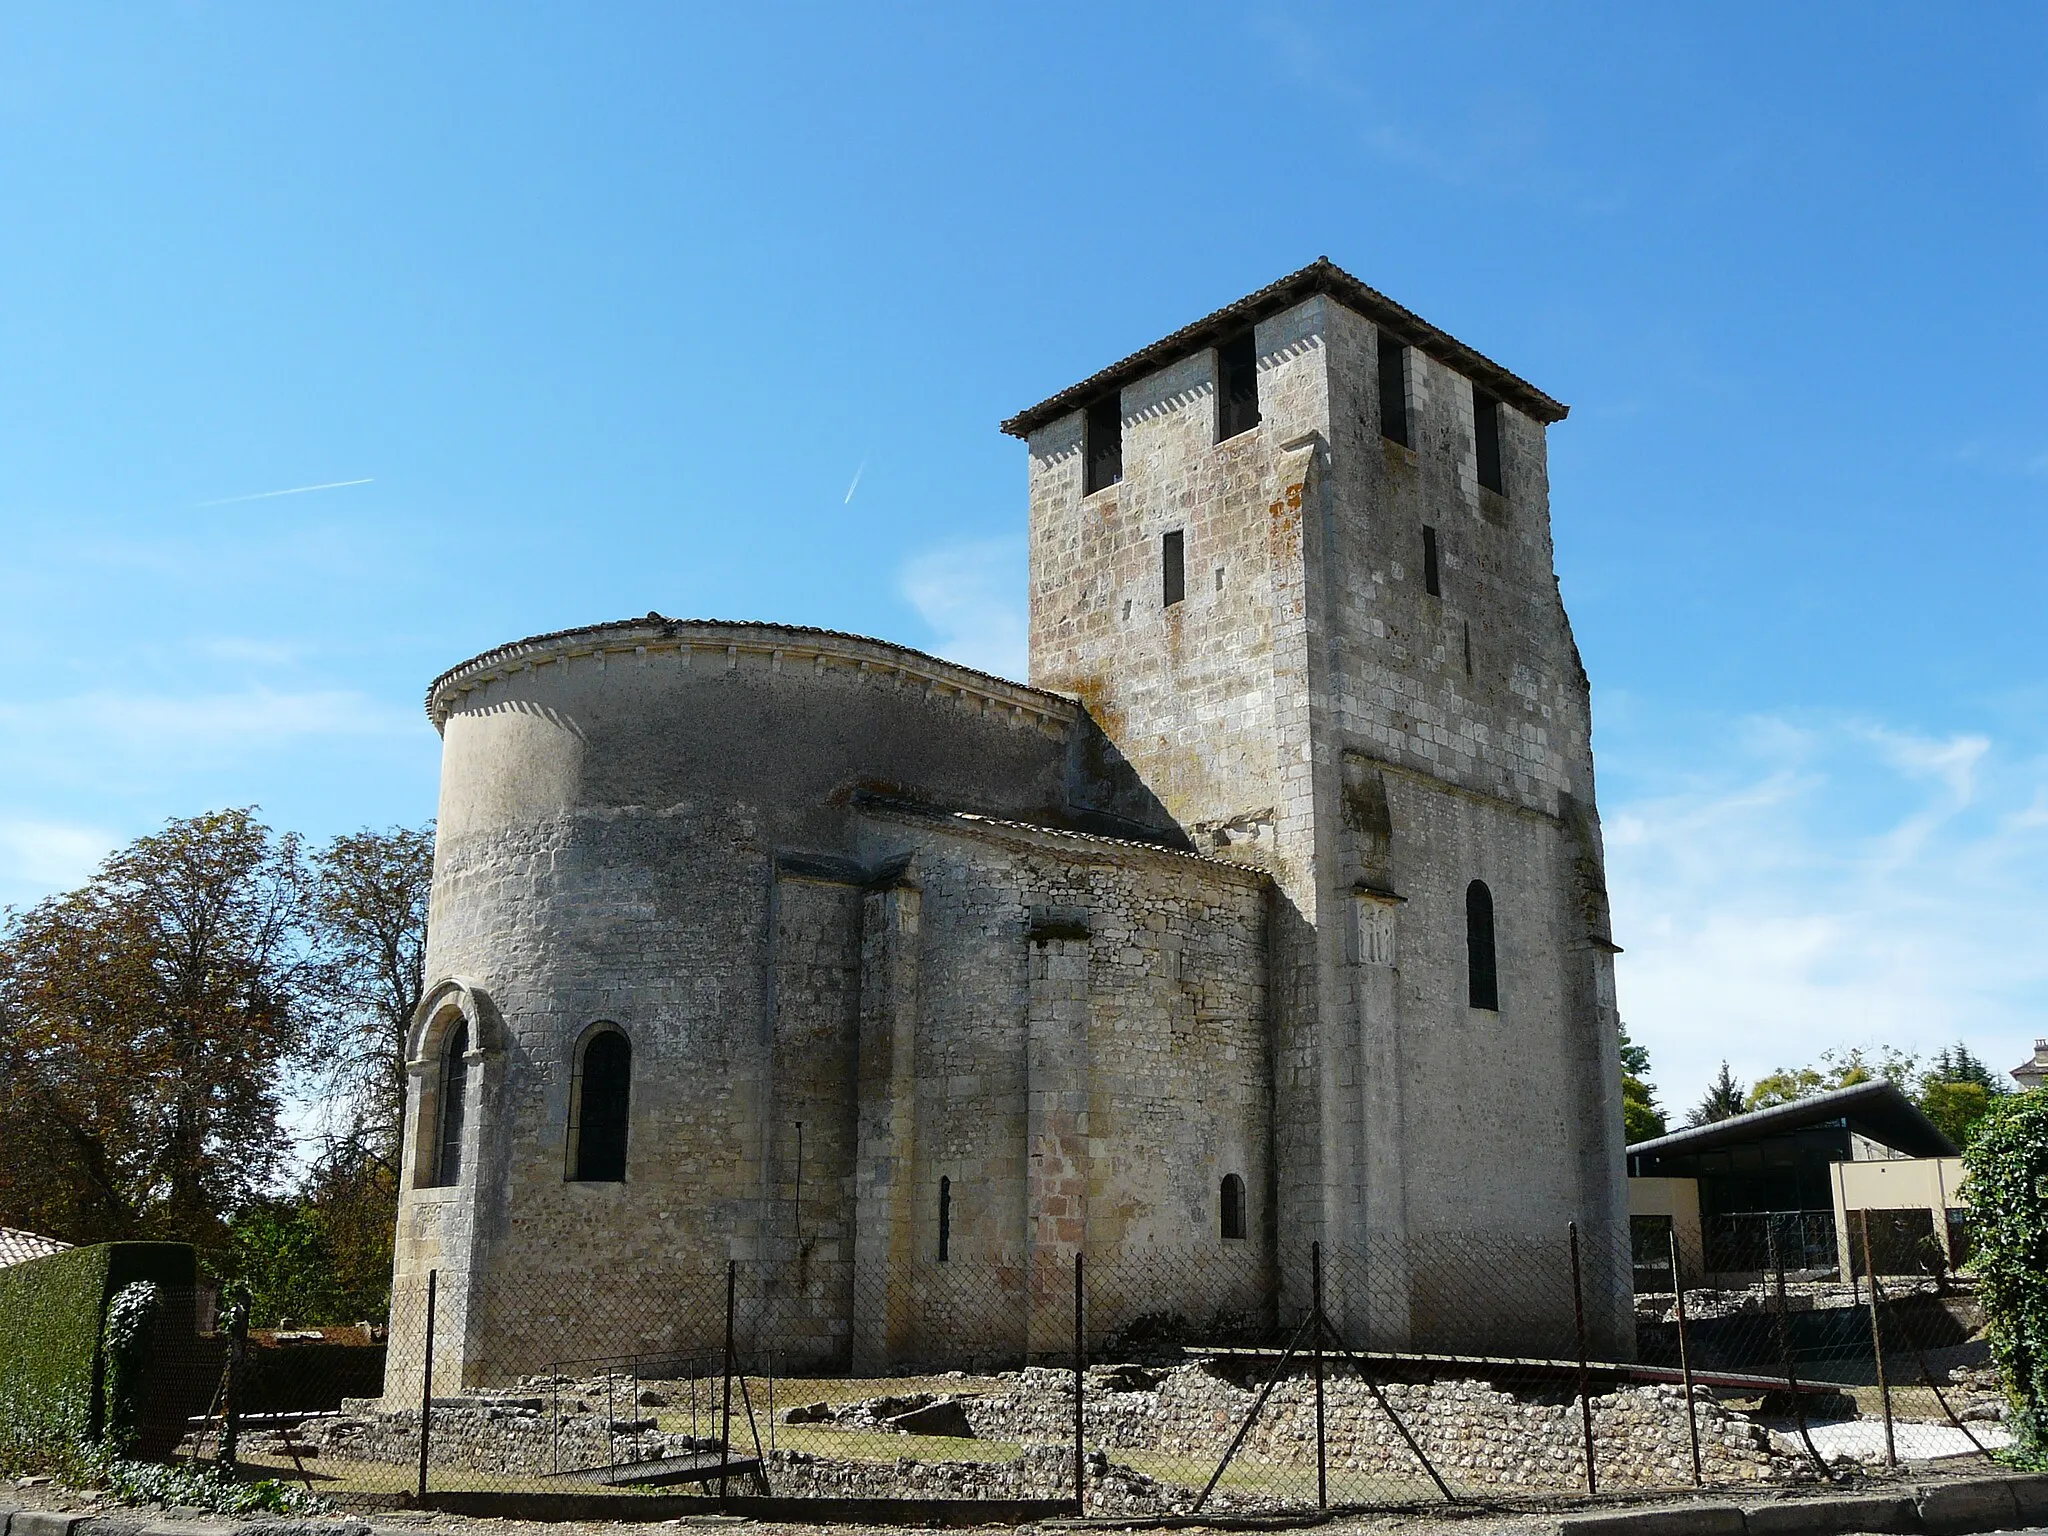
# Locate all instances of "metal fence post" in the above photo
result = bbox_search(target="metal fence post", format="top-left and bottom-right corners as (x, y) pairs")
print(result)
(1568, 1222), (1596, 1494)
(220, 1296), (248, 1471)
(1311, 1241), (1327, 1511)
(720, 1261), (736, 1503)
(1072, 1253), (1086, 1513)
(1767, 1223), (1830, 1478)
(1860, 1216), (1897, 1469)
(417, 1269), (437, 1505)
(1666, 1225), (1702, 1485)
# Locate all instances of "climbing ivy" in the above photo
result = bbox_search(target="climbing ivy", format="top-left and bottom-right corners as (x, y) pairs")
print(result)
(1962, 1090), (2048, 1465)
(97, 1282), (160, 1457)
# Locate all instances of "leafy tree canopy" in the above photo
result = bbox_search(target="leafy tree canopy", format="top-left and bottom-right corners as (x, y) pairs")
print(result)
(0, 810), (430, 1294)
(1686, 1062), (1746, 1127)
(1619, 1020), (1666, 1143)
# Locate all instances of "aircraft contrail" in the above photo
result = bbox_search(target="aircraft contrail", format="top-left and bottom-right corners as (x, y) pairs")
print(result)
(843, 460), (866, 504)
(197, 477), (374, 507)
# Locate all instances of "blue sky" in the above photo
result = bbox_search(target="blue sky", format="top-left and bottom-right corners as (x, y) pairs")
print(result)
(2, 4), (2044, 1117)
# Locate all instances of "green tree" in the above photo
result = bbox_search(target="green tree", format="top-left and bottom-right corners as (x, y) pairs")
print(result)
(1961, 1091), (2048, 1462)
(1918, 1040), (2010, 1145)
(1743, 1045), (1918, 1112)
(1619, 1020), (1666, 1143)
(1686, 1061), (1746, 1127)
(305, 824), (433, 1180)
(0, 810), (311, 1245)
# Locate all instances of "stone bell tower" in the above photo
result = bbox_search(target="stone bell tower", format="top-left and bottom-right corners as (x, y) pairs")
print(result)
(1003, 259), (1629, 1348)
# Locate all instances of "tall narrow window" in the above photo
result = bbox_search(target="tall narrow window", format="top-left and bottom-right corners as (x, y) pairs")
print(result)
(1473, 386), (1504, 494)
(1422, 525), (1441, 597)
(1378, 334), (1409, 445)
(938, 1176), (951, 1262)
(573, 1030), (632, 1182)
(1216, 331), (1260, 441)
(1162, 530), (1186, 607)
(1220, 1174), (1247, 1240)
(1084, 396), (1123, 494)
(1466, 880), (1499, 1011)
(434, 1022), (469, 1187)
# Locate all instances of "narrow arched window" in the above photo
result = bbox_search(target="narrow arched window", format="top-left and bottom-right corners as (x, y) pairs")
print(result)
(434, 1022), (469, 1187)
(1466, 879), (1499, 1011)
(573, 1031), (631, 1182)
(938, 1177), (952, 1262)
(1221, 1174), (1247, 1240)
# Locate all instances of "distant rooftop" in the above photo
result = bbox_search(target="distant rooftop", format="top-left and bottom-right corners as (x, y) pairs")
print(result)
(1628, 1079), (1959, 1163)
(0, 1227), (72, 1269)
(999, 257), (1570, 440)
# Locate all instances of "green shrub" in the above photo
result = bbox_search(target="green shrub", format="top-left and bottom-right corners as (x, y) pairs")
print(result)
(1963, 1090), (2048, 1464)
(0, 1242), (194, 1474)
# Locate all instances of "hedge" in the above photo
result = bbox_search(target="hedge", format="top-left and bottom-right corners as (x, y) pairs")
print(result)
(0, 1242), (195, 1472)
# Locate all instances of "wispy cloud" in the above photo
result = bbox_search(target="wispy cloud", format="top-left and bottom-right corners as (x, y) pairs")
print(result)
(195, 477), (374, 508)
(1607, 712), (2048, 1118)
(0, 688), (420, 776)
(843, 459), (867, 505)
(899, 538), (1027, 681)
(0, 817), (117, 908)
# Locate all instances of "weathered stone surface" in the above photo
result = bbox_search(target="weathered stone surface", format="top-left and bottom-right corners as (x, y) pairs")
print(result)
(388, 272), (1626, 1390)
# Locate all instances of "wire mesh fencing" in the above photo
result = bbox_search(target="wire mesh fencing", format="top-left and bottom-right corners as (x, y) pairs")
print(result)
(129, 1214), (2003, 1516)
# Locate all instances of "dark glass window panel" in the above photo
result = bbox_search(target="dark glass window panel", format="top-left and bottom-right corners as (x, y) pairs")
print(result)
(1466, 880), (1499, 1010)
(1084, 397), (1123, 494)
(575, 1031), (632, 1182)
(1221, 1174), (1246, 1240)
(435, 1022), (469, 1187)
(1378, 336), (1408, 445)
(1474, 386), (1504, 493)
(1162, 529), (1185, 608)
(1216, 332), (1261, 441)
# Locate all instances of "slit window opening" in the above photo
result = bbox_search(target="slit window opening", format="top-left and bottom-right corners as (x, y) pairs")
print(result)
(433, 1022), (469, 1187)
(938, 1176), (951, 1261)
(1162, 530), (1186, 607)
(1466, 879), (1499, 1011)
(1473, 386), (1504, 494)
(1216, 331), (1261, 441)
(1463, 620), (1474, 676)
(1221, 1173), (1247, 1240)
(573, 1030), (632, 1182)
(1084, 396), (1123, 495)
(1378, 335), (1409, 446)
(1422, 526), (1441, 597)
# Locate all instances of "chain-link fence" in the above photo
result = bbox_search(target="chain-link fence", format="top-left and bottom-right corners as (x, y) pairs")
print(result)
(133, 1215), (2005, 1517)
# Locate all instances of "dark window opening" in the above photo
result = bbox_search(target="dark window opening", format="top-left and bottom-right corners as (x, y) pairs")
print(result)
(1466, 879), (1499, 1011)
(1084, 396), (1123, 495)
(1463, 620), (1473, 676)
(1473, 386), (1504, 494)
(573, 1030), (632, 1182)
(938, 1176), (952, 1262)
(1378, 335), (1409, 445)
(1216, 331), (1261, 441)
(1422, 525), (1441, 597)
(433, 1022), (469, 1187)
(1221, 1174), (1247, 1240)
(1162, 529), (1185, 607)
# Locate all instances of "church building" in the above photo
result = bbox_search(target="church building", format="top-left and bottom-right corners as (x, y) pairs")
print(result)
(388, 260), (1630, 1390)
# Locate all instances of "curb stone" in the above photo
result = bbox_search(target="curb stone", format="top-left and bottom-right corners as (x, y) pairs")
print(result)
(10, 1515), (89, 1536)
(1914, 1479), (2019, 1534)
(1557, 1505), (1747, 1536)
(2008, 1472), (2048, 1522)
(1742, 1493), (1917, 1534)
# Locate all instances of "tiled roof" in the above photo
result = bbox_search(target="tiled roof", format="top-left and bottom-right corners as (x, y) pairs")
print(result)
(0, 1227), (73, 1268)
(999, 257), (1569, 439)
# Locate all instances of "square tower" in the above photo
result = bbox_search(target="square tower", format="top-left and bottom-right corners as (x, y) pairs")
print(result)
(1005, 260), (1627, 1343)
